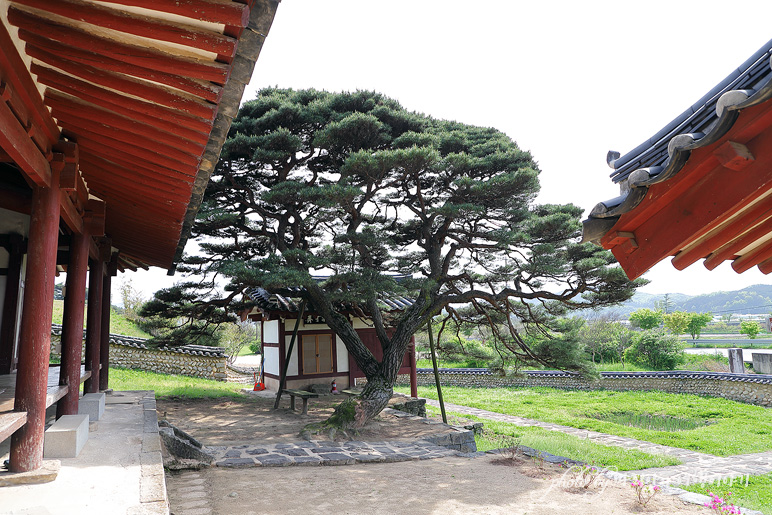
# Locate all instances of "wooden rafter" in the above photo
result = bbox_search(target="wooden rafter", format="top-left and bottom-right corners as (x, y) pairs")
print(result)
(46, 92), (206, 157)
(9, 7), (230, 84)
(23, 34), (223, 102)
(26, 48), (217, 121)
(33, 66), (214, 137)
(11, 0), (238, 57)
(95, 0), (252, 28)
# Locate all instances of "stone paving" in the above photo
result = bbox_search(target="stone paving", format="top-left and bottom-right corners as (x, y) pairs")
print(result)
(424, 398), (772, 487)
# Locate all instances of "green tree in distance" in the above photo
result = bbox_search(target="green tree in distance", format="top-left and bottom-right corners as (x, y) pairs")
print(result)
(663, 311), (689, 336)
(740, 320), (761, 339)
(685, 312), (712, 340)
(629, 308), (663, 330)
(142, 89), (643, 426)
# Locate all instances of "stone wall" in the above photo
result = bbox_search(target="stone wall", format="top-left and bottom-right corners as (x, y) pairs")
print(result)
(51, 324), (227, 381)
(390, 369), (772, 407)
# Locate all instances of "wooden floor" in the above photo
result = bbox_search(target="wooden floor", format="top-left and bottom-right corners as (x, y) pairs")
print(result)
(0, 365), (90, 441)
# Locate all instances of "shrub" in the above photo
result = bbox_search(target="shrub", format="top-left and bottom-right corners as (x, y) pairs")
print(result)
(624, 330), (684, 370)
(740, 320), (761, 339)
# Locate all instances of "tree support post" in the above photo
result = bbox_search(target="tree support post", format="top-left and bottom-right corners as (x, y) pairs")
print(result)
(427, 322), (447, 424)
(56, 231), (89, 418)
(99, 255), (117, 391)
(409, 340), (418, 398)
(10, 169), (60, 472)
(83, 257), (103, 393)
(274, 301), (306, 409)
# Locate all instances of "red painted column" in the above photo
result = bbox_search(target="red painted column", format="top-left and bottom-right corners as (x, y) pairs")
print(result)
(56, 231), (89, 418)
(83, 258), (103, 393)
(98, 258), (114, 391)
(409, 339), (418, 398)
(10, 169), (60, 473)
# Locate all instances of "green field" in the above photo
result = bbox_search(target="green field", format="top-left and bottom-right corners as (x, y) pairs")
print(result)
(397, 385), (772, 457)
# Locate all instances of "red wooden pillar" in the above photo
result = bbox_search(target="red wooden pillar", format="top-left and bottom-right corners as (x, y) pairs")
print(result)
(98, 256), (116, 391)
(0, 234), (24, 374)
(56, 231), (89, 417)
(83, 258), (103, 394)
(409, 339), (417, 398)
(10, 170), (60, 473)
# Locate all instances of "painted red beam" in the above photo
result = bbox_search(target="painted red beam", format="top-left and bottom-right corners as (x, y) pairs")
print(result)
(79, 154), (193, 193)
(60, 126), (200, 175)
(0, 15), (59, 144)
(47, 92), (207, 157)
(33, 65), (213, 138)
(11, 0), (238, 57)
(75, 138), (197, 181)
(9, 7), (230, 84)
(86, 180), (190, 217)
(732, 240), (772, 274)
(10, 168), (60, 473)
(0, 99), (51, 187)
(1, 79), (51, 156)
(96, 0), (251, 27)
(672, 197), (772, 270)
(26, 47), (218, 121)
(23, 36), (222, 103)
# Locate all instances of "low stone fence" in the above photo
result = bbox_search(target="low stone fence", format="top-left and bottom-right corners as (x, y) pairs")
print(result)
(393, 369), (772, 407)
(50, 324), (227, 381)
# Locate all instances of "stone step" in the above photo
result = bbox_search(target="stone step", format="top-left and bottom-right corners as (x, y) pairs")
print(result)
(44, 414), (89, 458)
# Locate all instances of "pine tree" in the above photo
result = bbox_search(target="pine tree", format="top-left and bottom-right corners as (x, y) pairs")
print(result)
(142, 88), (643, 426)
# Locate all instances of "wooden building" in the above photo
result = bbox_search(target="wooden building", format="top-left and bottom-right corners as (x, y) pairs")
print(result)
(245, 286), (418, 396)
(0, 0), (279, 473)
(583, 39), (772, 280)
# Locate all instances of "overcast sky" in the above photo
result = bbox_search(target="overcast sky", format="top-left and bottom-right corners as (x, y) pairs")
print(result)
(121, 0), (772, 302)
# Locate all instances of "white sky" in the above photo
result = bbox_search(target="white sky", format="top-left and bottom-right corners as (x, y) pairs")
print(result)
(120, 0), (772, 302)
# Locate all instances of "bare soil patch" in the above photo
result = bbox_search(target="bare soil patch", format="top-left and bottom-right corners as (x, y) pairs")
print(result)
(160, 393), (711, 514)
(156, 393), (447, 446)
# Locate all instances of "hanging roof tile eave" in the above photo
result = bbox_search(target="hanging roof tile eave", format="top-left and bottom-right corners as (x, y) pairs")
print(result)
(582, 39), (772, 246)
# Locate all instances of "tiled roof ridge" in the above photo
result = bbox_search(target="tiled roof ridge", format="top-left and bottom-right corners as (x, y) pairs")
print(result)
(50, 323), (226, 357)
(583, 39), (772, 243)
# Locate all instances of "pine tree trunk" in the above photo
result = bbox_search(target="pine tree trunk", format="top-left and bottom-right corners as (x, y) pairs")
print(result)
(354, 374), (393, 428)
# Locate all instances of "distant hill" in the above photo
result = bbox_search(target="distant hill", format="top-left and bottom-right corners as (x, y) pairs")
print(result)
(594, 284), (772, 317)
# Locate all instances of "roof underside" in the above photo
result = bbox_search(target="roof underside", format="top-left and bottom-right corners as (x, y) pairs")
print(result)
(583, 39), (772, 280)
(1, 0), (278, 270)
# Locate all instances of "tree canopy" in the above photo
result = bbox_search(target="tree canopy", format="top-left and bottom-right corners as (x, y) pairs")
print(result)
(143, 88), (643, 424)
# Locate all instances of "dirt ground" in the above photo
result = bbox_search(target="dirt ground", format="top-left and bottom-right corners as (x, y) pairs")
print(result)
(159, 393), (712, 514)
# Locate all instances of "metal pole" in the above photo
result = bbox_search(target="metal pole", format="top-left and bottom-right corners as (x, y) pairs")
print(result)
(427, 322), (447, 424)
(274, 300), (306, 409)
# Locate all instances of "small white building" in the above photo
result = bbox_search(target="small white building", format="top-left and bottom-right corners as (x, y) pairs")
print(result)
(244, 287), (417, 393)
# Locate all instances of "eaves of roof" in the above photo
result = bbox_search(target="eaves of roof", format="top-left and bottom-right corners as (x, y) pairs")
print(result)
(583, 38), (772, 247)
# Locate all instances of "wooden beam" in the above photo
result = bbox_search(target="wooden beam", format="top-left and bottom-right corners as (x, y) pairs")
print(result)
(79, 153), (193, 192)
(9, 7), (230, 83)
(47, 92), (207, 157)
(23, 36), (223, 103)
(33, 64), (214, 137)
(11, 0), (238, 56)
(75, 138), (198, 181)
(732, 239), (772, 274)
(59, 190), (84, 235)
(672, 197), (772, 270)
(60, 125), (200, 175)
(26, 47), (218, 121)
(94, 0), (251, 27)
(0, 14), (59, 143)
(0, 99), (51, 187)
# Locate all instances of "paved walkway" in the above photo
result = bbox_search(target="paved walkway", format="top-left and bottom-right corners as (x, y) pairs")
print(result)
(423, 398), (772, 486)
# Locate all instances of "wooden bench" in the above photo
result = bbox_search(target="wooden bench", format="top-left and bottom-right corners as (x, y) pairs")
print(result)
(283, 389), (319, 415)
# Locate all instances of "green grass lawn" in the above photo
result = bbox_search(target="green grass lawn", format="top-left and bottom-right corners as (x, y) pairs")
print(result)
(397, 385), (772, 457)
(52, 300), (152, 339)
(680, 472), (772, 514)
(433, 408), (681, 471)
(109, 367), (245, 398)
